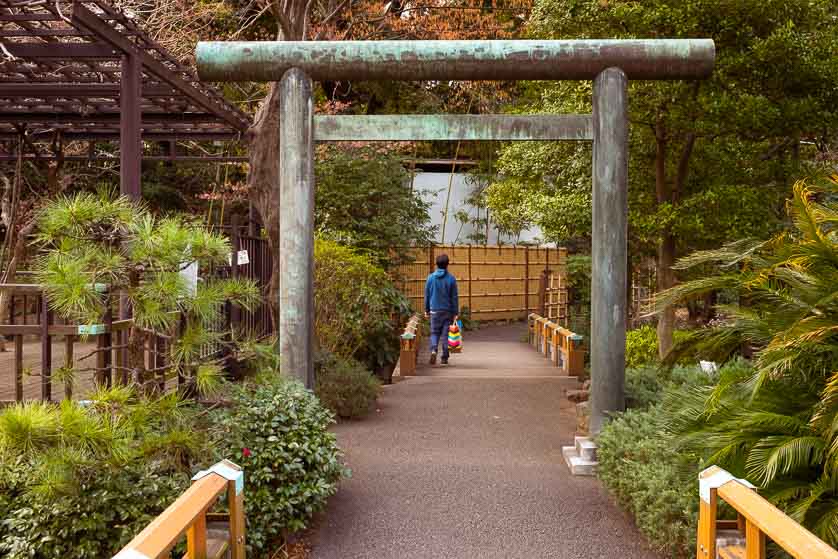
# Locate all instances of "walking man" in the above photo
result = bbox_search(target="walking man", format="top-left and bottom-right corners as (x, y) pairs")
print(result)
(424, 253), (459, 365)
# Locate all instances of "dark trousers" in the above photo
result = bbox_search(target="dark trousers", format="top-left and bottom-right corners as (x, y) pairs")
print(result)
(429, 311), (452, 359)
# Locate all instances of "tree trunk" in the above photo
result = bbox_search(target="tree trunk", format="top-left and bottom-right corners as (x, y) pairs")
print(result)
(656, 234), (676, 357)
(657, 130), (696, 358)
(245, 4), (309, 330)
(654, 115), (676, 358)
(247, 83), (282, 326)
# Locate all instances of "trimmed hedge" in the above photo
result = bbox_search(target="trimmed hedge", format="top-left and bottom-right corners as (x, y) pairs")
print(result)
(597, 405), (699, 558)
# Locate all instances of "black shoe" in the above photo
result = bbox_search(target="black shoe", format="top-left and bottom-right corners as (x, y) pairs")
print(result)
(441, 357), (449, 365)
(430, 351), (437, 365)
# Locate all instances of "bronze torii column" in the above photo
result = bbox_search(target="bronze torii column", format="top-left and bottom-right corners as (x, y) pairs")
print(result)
(196, 39), (714, 433)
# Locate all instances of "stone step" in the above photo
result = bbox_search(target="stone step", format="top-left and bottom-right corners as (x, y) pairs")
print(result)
(562, 445), (597, 476)
(574, 436), (597, 461)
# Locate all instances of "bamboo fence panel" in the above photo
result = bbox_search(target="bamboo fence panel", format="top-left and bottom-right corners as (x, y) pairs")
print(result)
(395, 245), (567, 321)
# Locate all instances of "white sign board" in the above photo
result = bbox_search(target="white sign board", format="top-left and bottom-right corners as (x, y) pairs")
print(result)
(180, 260), (198, 296)
(228, 249), (249, 266)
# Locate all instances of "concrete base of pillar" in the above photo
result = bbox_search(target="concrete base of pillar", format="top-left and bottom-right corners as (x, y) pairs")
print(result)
(562, 436), (598, 476)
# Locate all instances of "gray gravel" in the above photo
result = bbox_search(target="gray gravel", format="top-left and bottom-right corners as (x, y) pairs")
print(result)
(310, 323), (660, 559)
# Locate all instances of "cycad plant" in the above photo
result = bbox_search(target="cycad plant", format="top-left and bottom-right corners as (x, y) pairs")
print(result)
(657, 176), (838, 545)
(33, 192), (259, 394)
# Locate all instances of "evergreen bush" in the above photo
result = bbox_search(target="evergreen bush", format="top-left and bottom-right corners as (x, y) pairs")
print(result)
(315, 351), (381, 419)
(597, 405), (699, 558)
(217, 377), (347, 553)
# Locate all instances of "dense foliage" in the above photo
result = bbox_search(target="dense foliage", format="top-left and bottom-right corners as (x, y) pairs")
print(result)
(0, 389), (205, 557)
(315, 146), (436, 268)
(217, 377), (346, 552)
(315, 351), (382, 419)
(598, 361), (731, 557)
(0, 376), (347, 557)
(490, 0), (837, 251)
(625, 325), (693, 370)
(657, 178), (838, 545)
(314, 238), (410, 372)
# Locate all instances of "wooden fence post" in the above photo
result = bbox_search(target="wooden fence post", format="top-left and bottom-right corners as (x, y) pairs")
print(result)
(567, 334), (585, 377)
(467, 244), (472, 313)
(64, 335), (74, 400)
(538, 269), (548, 317)
(230, 214), (241, 331)
(40, 294), (52, 401)
(228, 466), (247, 559)
(524, 247), (530, 317)
(14, 334), (22, 401)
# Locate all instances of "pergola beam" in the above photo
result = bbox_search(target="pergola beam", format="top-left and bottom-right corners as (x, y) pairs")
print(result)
(0, 131), (238, 141)
(197, 39), (715, 82)
(72, 3), (247, 130)
(0, 83), (178, 97)
(315, 114), (593, 141)
(0, 154), (248, 162)
(0, 112), (228, 124)
(2, 43), (117, 58)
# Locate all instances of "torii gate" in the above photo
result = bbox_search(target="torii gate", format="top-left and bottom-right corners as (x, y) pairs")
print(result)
(196, 39), (715, 433)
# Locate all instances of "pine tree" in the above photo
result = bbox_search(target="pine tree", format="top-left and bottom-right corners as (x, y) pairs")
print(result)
(33, 192), (259, 394)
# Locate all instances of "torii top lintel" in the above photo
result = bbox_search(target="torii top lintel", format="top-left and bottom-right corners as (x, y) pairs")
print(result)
(196, 39), (715, 83)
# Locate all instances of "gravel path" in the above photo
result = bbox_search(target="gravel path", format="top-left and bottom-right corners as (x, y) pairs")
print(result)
(310, 322), (660, 559)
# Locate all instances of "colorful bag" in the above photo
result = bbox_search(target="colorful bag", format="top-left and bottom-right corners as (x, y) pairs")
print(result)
(447, 320), (464, 353)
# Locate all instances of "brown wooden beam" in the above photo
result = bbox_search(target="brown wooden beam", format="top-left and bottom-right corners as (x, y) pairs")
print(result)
(4, 43), (117, 59)
(0, 83), (177, 98)
(72, 3), (248, 131)
(0, 131), (238, 140)
(120, 53), (142, 199)
(0, 112), (226, 124)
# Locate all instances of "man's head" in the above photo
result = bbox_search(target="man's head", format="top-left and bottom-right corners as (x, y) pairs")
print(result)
(436, 253), (449, 269)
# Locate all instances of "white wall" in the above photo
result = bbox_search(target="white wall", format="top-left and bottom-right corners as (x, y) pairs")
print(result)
(412, 171), (548, 245)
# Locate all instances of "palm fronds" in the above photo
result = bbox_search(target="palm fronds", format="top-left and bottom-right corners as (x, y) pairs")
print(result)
(661, 176), (838, 546)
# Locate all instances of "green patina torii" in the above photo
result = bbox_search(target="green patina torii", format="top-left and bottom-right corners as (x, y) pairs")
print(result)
(196, 39), (715, 434)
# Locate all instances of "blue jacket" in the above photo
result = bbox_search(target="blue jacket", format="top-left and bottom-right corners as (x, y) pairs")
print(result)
(425, 268), (459, 314)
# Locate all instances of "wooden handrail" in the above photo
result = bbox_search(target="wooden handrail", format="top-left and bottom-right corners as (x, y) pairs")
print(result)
(397, 313), (423, 377)
(698, 465), (838, 559)
(113, 459), (245, 559)
(527, 313), (585, 376)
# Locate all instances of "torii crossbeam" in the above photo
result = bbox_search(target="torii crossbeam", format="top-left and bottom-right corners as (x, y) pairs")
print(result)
(196, 39), (715, 433)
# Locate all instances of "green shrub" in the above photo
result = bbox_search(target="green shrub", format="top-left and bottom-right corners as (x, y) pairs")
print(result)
(315, 352), (381, 419)
(0, 459), (188, 558)
(315, 145), (435, 269)
(218, 377), (346, 554)
(625, 325), (660, 368)
(314, 239), (409, 371)
(626, 325), (694, 368)
(0, 393), (207, 558)
(626, 364), (716, 409)
(597, 404), (699, 558)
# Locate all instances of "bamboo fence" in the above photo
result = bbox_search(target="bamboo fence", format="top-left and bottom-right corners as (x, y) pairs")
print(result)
(395, 245), (568, 321)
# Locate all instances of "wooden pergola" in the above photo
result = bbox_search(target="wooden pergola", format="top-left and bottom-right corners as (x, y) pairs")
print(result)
(0, 0), (250, 197)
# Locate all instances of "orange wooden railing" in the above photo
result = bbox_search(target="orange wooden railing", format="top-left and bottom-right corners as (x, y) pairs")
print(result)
(397, 314), (423, 377)
(112, 459), (245, 559)
(527, 313), (585, 376)
(698, 466), (838, 559)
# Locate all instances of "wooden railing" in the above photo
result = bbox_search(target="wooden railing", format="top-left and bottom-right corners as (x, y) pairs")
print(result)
(0, 283), (181, 402)
(698, 466), (838, 559)
(396, 314), (423, 377)
(113, 460), (245, 559)
(527, 313), (585, 376)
